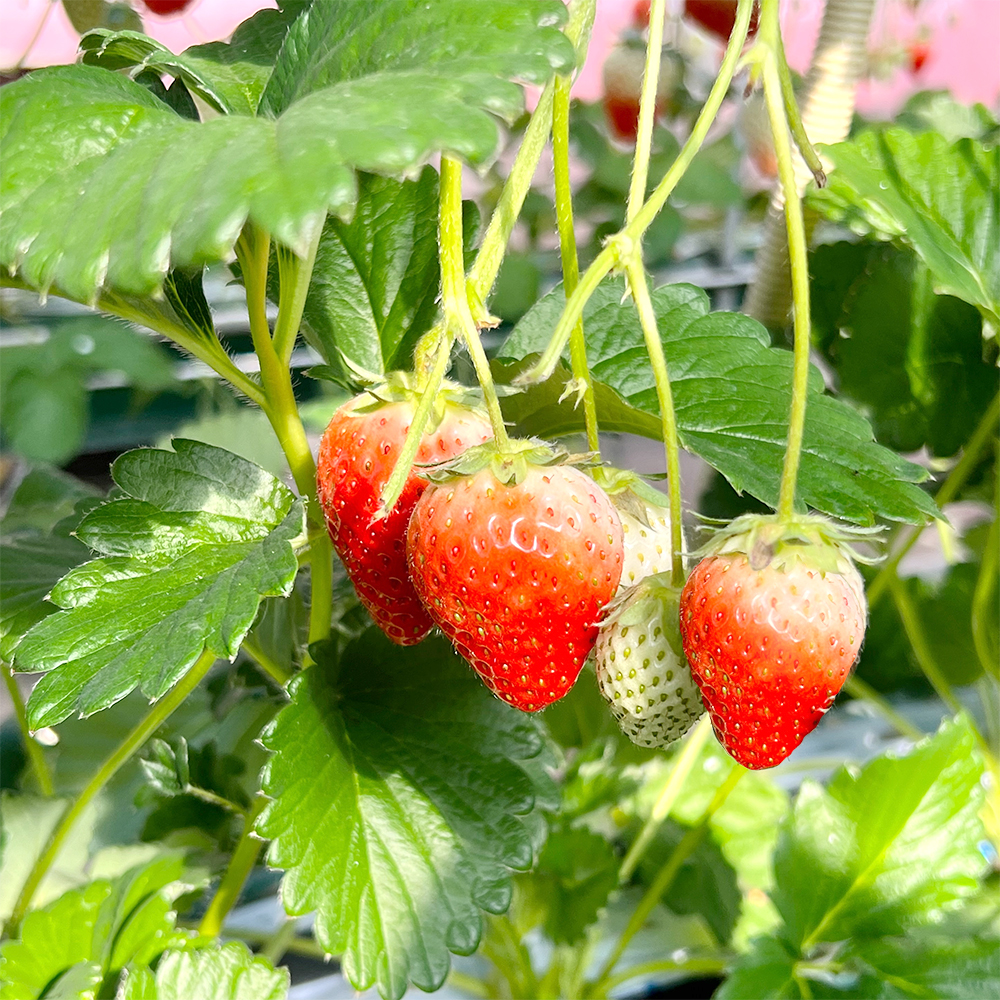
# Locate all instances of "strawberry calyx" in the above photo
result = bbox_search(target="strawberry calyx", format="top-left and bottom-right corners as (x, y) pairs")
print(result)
(588, 465), (671, 527)
(342, 373), (488, 435)
(600, 571), (683, 649)
(418, 437), (576, 486)
(694, 513), (882, 578)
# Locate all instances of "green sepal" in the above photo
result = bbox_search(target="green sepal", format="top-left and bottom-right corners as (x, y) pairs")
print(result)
(587, 465), (671, 526)
(418, 438), (571, 487)
(598, 572), (686, 659)
(694, 513), (883, 577)
(337, 374), (489, 438)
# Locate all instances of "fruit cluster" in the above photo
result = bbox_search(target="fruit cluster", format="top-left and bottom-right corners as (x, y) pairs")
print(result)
(318, 385), (868, 770)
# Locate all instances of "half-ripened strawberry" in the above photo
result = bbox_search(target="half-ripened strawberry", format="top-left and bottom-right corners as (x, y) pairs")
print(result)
(407, 442), (624, 711)
(317, 379), (491, 645)
(679, 514), (869, 769)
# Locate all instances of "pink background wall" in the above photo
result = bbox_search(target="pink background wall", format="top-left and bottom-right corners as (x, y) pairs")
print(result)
(2, 0), (998, 118)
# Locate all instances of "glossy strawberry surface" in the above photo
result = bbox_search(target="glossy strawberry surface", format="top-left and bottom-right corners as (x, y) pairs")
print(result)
(680, 545), (866, 769)
(317, 396), (491, 645)
(407, 464), (624, 711)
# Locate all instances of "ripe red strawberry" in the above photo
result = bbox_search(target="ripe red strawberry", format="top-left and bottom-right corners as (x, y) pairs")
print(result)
(602, 41), (682, 143)
(317, 382), (491, 646)
(407, 446), (624, 711)
(684, 1), (760, 42)
(908, 40), (930, 74)
(141, 0), (196, 14)
(679, 515), (868, 770)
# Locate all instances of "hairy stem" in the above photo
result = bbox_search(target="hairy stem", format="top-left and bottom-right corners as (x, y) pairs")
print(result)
(868, 389), (999, 608)
(553, 72), (599, 453)
(2, 662), (53, 796)
(522, 0), (753, 385)
(757, 5), (813, 520)
(889, 575), (962, 715)
(238, 224), (332, 652)
(972, 474), (999, 681)
(626, 0), (666, 224)
(198, 794), (268, 938)
(240, 634), (293, 687)
(466, 0), (597, 315)
(592, 766), (744, 993)
(273, 229), (323, 365)
(618, 715), (713, 883)
(440, 156), (510, 449)
(843, 675), (924, 742)
(467, 84), (555, 319)
(775, 38), (826, 188)
(4, 649), (217, 936)
(625, 259), (685, 585)
(378, 332), (454, 516)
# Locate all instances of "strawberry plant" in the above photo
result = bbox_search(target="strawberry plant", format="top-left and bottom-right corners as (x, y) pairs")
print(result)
(0, 1), (997, 998)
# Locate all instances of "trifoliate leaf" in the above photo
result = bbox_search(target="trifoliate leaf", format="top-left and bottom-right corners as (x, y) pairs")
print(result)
(117, 942), (288, 1000)
(13, 441), (304, 728)
(498, 282), (938, 525)
(0, 1), (573, 302)
(257, 629), (555, 1000)
(772, 715), (986, 949)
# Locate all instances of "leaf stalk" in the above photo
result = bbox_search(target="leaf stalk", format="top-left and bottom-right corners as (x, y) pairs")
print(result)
(756, 0), (814, 521)
(198, 793), (268, 938)
(1, 661), (54, 796)
(4, 648), (217, 937)
(625, 258), (685, 586)
(553, 71), (599, 453)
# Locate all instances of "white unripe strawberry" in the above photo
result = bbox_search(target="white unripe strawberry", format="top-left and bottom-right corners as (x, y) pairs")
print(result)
(617, 500), (673, 591)
(595, 574), (704, 749)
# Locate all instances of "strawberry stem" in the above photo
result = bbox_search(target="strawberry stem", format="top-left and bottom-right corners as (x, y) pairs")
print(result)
(273, 229), (322, 366)
(626, 258), (685, 586)
(591, 762), (744, 995)
(466, 0), (597, 316)
(440, 156), (511, 451)
(377, 334), (454, 517)
(198, 794), (268, 938)
(4, 648), (217, 937)
(237, 222), (332, 654)
(553, 71), (600, 454)
(625, 0), (666, 225)
(521, 0), (754, 387)
(618, 714), (713, 883)
(758, 0), (813, 522)
(1, 661), (53, 797)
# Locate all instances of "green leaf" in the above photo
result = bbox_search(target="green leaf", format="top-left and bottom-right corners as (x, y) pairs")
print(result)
(118, 941), (288, 1000)
(13, 440), (304, 728)
(849, 935), (1000, 999)
(0, 531), (91, 661)
(772, 715), (986, 949)
(497, 282), (937, 526)
(522, 826), (619, 944)
(0, 856), (190, 1000)
(811, 242), (996, 456)
(81, 2), (305, 116)
(1, 465), (100, 535)
(293, 168), (443, 378)
(259, 0), (574, 116)
(257, 629), (555, 1000)
(1, 1), (573, 302)
(812, 128), (1000, 327)
(715, 937), (801, 1000)
(859, 562), (987, 693)
(637, 820), (741, 946)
